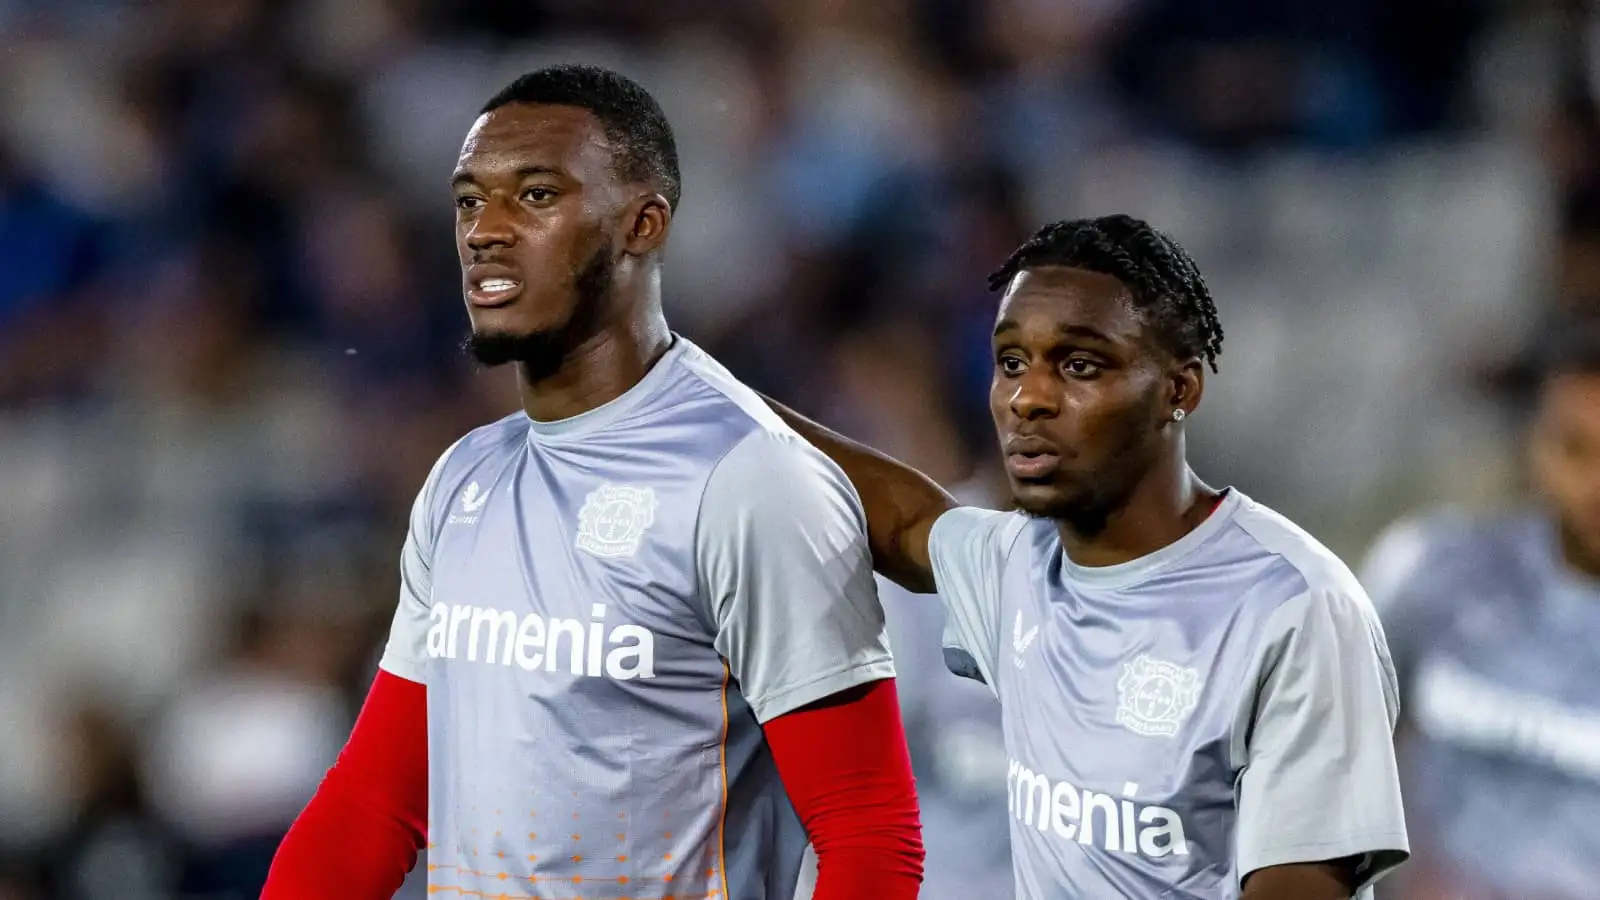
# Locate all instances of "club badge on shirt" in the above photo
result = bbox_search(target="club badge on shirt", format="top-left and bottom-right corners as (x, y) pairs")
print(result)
(576, 483), (659, 559)
(1116, 654), (1204, 738)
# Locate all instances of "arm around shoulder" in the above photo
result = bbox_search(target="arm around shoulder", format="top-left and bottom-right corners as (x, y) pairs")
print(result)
(762, 395), (956, 593)
(697, 428), (896, 722)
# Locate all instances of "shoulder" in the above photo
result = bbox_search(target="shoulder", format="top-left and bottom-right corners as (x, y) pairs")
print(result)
(1217, 497), (1395, 674)
(929, 506), (1030, 564)
(1228, 493), (1367, 610)
(1225, 498), (1391, 667)
(682, 339), (862, 534)
(417, 412), (525, 507)
(700, 426), (863, 535)
(674, 338), (792, 436)
(442, 412), (528, 473)
(691, 408), (873, 589)
(1360, 508), (1531, 607)
(675, 340), (860, 515)
(1261, 583), (1386, 653)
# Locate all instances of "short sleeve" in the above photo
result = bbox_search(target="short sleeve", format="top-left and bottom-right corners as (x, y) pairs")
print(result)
(378, 441), (460, 685)
(928, 506), (1027, 692)
(696, 429), (895, 724)
(1233, 588), (1410, 891)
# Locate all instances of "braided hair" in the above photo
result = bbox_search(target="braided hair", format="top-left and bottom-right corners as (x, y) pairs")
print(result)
(987, 215), (1224, 372)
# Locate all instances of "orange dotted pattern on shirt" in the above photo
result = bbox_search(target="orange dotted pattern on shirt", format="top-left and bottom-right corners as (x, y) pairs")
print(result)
(423, 664), (732, 900)
(427, 859), (722, 900)
(426, 805), (726, 898)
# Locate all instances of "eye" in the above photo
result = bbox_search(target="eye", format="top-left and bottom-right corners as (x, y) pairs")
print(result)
(455, 195), (484, 211)
(1063, 357), (1104, 378)
(997, 353), (1026, 375)
(522, 187), (556, 204)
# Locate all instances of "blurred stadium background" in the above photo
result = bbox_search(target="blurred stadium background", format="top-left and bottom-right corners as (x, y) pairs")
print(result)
(0, 1), (1595, 898)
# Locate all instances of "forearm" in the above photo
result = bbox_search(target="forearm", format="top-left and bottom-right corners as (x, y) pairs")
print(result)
(1240, 859), (1360, 900)
(763, 680), (924, 900)
(763, 395), (956, 592)
(262, 670), (429, 899)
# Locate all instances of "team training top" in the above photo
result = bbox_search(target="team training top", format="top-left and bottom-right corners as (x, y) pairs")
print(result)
(932, 490), (1410, 899)
(1363, 511), (1600, 899)
(379, 337), (894, 900)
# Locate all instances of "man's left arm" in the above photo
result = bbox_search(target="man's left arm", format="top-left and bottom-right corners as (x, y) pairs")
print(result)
(696, 428), (923, 900)
(1235, 587), (1410, 900)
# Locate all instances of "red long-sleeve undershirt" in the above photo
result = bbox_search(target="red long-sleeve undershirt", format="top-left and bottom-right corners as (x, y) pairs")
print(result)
(262, 669), (426, 899)
(261, 670), (923, 900)
(764, 679), (925, 898)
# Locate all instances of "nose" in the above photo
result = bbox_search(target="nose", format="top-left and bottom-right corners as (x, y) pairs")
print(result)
(1008, 369), (1060, 421)
(465, 196), (515, 253)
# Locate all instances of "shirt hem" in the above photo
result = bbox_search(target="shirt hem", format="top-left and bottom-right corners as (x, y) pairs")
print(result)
(1238, 831), (1411, 890)
(747, 657), (896, 723)
(377, 654), (428, 685)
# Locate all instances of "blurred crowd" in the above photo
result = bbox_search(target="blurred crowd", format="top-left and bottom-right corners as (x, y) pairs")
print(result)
(1, 1), (1597, 898)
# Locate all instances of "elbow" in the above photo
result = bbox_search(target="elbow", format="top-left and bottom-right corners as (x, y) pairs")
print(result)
(876, 553), (938, 595)
(809, 802), (925, 900)
(878, 510), (946, 595)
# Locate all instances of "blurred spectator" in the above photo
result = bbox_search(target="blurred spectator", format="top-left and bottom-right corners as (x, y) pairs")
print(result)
(1362, 319), (1600, 900)
(0, 147), (112, 404)
(144, 568), (370, 899)
(29, 699), (181, 900)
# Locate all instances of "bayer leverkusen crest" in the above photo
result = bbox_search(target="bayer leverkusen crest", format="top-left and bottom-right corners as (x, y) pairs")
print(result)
(1115, 654), (1203, 738)
(576, 483), (658, 559)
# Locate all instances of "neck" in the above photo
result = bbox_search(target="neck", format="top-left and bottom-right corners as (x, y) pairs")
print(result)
(1056, 451), (1221, 568)
(517, 307), (672, 423)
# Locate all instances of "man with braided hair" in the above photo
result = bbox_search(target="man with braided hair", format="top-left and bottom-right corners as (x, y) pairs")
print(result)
(769, 214), (1409, 899)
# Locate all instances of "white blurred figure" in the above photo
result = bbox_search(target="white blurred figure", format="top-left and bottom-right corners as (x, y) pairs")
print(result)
(142, 577), (362, 894)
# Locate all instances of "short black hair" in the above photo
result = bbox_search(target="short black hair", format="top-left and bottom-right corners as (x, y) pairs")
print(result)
(481, 64), (681, 211)
(1479, 314), (1600, 408)
(988, 214), (1224, 372)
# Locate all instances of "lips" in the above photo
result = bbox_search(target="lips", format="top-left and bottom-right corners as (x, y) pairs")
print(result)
(1005, 434), (1062, 480)
(465, 265), (523, 308)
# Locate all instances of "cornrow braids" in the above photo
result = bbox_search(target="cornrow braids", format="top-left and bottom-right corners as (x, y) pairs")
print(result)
(987, 214), (1224, 371)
